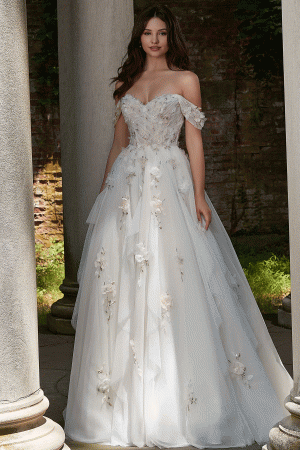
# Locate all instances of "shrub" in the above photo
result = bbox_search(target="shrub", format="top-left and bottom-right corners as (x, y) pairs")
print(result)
(243, 254), (290, 313)
(36, 238), (65, 324)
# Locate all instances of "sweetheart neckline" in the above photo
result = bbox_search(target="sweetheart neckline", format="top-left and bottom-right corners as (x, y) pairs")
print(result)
(122, 92), (182, 106)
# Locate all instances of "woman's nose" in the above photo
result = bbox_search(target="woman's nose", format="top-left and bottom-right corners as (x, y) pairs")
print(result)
(151, 34), (159, 44)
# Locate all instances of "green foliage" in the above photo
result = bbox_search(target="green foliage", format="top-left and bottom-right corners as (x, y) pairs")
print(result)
(234, 0), (283, 81)
(32, 0), (59, 106)
(36, 238), (64, 325)
(243, 255), (290, 313)
(231, 233), (290, 313)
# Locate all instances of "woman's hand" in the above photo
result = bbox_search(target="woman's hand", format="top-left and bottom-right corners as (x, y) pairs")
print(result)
(195, 196), (211, 230)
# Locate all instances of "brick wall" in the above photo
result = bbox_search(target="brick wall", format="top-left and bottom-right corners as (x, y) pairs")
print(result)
(26, 0), (288, 239)
(27, 0), (63, 245)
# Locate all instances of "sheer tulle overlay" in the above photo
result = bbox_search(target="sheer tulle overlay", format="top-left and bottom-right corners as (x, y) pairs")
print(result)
(63, 93), (293, 448)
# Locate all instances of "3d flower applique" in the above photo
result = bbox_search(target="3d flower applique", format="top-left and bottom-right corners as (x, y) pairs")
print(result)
(129, 339), (143, 377)
(134, 242), (149, 286)
(125, 163), (137, 185)
(176, 248), (184, 282)
(228, 351), (254, 389)
(138, 154), (148, 170)
(150, 192), (165, 229)
(160, 292), (173, 331)
(186, 379), (197, 412)
(168, 158), (177, 169)
(101, 281), (116, 323)
(94, 247), (107, 277)
(105, 172), (115, 190)
(181, 103), (207, 129)
(119, 195), (130, 229)
(150, 166), (161, 188)
(178, 179), (191, 194)
(97, 366), (113, 406)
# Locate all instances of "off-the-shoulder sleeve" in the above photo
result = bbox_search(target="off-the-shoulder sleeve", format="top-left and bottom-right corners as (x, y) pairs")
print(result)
(113, 100), (122, 126)
(178, 95), (207, 130)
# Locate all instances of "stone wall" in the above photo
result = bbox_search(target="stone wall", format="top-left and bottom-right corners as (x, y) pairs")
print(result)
(27, 0), (288, 239)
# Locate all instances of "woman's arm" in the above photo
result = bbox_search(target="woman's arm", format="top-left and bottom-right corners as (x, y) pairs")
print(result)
(99, 93), (129, 193)
(181, 72), (212, 230)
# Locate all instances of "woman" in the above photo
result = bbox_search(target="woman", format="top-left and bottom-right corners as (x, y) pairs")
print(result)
(64, 5), (293, 448)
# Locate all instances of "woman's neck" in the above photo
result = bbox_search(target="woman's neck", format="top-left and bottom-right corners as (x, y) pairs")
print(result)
(143, 55), (169, 72)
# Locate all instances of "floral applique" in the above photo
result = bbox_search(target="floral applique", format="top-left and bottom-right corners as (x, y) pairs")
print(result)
(176, 248), (184, 281)
(95, 247), (107, 277)
(228, 351), (255, 389)
(105, 172), (115, 190)
(97, 366), (113, 406)
(137, 154), (148, 196)
(186, 380), (197, 412)
(161, 292), (173, 331)
(101, 281), (116, 323)
(168, 158), (177, 169)
(150, 166), (161, 188)
(125, 161), (137, 185)
(150, 192), (164, 229)
(119, 195), (130, 229)
(129, 339), (143, 377)
(134, 242), (149, 287)
(178, 179), (191, 194)
(138, 154), (148, 170)
(180, 102), (207, 130)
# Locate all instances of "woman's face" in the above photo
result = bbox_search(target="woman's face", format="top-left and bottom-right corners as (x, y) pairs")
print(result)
(140, 17), (169, 57)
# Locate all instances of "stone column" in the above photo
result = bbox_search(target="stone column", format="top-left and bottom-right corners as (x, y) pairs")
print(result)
(48, 0), (134, 334)
(0, 1), (69, 448)
(263, 0), (300, 448)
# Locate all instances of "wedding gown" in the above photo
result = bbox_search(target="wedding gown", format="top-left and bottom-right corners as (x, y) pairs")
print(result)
(63, 93), (293, 448)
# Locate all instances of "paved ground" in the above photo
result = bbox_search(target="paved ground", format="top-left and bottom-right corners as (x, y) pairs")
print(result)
(38, 314), (293, 450)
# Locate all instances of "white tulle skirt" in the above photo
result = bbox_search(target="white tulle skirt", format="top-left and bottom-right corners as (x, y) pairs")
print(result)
(63, 143), (293, 448)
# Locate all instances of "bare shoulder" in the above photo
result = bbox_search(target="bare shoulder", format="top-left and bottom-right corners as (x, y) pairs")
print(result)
(176, 70), (202, 107)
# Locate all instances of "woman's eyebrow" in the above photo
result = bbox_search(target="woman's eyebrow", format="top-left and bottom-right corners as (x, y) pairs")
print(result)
(144, 28), (167, 31)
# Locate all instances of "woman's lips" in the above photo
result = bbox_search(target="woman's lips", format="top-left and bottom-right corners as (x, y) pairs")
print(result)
(150, 47), (160, 51)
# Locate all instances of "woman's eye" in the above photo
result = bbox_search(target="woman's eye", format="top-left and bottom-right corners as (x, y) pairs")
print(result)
(144, 32), (151, 35)
(160, 32), (167, 36)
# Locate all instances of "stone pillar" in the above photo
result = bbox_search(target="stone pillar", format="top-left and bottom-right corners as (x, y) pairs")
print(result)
(0, 1), (69, 448)
(48, 0), (134, 334)
(263, 0), (300, 448)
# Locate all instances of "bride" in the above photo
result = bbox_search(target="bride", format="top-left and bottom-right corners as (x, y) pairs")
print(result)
(63, 4), (293, 448)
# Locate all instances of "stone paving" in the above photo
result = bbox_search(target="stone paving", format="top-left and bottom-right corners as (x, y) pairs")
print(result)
(38, 314), (293, 450)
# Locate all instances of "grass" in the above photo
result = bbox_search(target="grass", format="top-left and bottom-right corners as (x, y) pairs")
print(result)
(36, 238), (65, 325)
(35, 233), (291, 324)
(231, 233), (290, 314)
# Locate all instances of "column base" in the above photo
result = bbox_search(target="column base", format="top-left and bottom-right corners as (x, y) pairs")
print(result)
(0, 389), (69, 449)
(47, 280), (78, 335)
(278, 294), (292, 329)
(262, 395), (300, 449)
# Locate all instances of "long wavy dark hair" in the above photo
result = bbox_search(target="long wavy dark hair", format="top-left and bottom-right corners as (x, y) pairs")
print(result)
(112, 5), (191, 100)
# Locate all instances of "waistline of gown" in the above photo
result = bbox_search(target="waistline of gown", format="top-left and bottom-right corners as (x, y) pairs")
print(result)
(120, 141), (185, 157)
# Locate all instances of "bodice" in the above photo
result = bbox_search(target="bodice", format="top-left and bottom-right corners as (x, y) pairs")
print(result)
(115, 93), (206, 148)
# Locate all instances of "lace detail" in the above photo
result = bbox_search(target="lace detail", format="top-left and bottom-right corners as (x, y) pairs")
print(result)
(186, 380), (197, 412)
(178, 95), (206, 130)
(120, 94), (206, 148)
